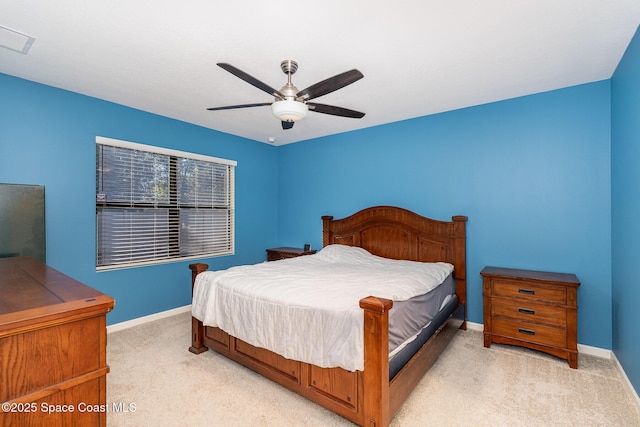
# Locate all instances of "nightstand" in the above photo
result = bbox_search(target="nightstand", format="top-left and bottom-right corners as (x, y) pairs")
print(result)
(481, 266), (580, 368)
(266, 246), (317, 261)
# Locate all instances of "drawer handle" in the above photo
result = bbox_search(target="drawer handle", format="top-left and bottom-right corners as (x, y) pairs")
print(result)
(518, 328), (536, 336)
(518, 308), (536, 315)
(518, 288), (535, 295)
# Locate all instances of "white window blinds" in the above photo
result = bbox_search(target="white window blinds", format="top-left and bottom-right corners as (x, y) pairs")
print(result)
(96, 136), (236, 270)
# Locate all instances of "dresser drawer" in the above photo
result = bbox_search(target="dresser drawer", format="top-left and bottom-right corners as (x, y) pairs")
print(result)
(491, 297), (567, 328)
(491, 279), (566, 304)
(492, 318), (567, 348)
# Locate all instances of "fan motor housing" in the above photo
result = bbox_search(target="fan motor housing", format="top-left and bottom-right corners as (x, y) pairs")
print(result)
(280, 60), (298, 75)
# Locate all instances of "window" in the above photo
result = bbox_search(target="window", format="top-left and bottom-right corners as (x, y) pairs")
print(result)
(96, 136), (236, 271)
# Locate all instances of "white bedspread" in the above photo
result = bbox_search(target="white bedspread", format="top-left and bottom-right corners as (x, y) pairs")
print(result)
(191, 244), (453, 372)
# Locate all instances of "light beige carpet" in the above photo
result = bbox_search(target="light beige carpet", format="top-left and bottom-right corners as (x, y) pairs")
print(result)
(106, 312), (640, 426)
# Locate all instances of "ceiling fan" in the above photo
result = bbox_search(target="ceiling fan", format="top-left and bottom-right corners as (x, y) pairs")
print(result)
(208, 60), (365, 130)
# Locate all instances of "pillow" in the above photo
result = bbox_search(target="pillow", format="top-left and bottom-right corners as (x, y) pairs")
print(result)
(314, 244), (374, 263)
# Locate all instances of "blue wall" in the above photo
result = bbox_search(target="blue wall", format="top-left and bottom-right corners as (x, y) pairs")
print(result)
(0, 56), (629, 372)
(278, 82), (612, 349)
(612, 26), (640, 396)
(0, 73), (279, 324)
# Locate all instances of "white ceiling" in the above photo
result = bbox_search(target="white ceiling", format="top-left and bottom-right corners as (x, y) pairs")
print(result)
(1, 1), (639, 146)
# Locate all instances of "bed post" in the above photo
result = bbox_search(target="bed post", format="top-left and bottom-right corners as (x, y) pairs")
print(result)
(322, 215), (333, 247)
(452, 215), (467, 330)
(189, 263), (209, 354)
(359, 296), (393, 427)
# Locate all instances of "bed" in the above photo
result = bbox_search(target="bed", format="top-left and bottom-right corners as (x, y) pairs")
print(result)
(188, 206), (467, 427)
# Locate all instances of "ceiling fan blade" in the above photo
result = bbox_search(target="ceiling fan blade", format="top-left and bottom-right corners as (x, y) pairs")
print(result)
(281, 121), (294, 130)
(207, 102), (271, 111)
(307, 103), (365, 118)
(296, 69), (364, 101)
(217, 63), (285, 99)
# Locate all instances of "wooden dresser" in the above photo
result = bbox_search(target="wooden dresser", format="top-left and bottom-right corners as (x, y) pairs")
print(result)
(0, 257), (115, 426)
(266, 246), (317, 261)
(481, 266), (580, 368)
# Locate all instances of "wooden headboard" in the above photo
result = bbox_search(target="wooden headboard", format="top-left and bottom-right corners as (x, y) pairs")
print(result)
(322, 206), (468, 310)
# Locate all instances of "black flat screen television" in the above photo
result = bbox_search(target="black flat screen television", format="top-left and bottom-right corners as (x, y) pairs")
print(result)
(0, 183), (46, 262)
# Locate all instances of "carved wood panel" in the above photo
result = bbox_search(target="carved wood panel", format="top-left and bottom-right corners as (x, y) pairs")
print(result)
(307, 365), (359, 411)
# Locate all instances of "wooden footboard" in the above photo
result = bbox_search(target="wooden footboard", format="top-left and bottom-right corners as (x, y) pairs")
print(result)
(189, 263), (464, 427)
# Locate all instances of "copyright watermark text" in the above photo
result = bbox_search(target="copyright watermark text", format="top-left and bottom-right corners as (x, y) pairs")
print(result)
(2, 401), (137, 414)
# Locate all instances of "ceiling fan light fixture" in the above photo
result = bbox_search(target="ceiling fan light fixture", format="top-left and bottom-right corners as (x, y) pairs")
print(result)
(272, 100), (308, 122)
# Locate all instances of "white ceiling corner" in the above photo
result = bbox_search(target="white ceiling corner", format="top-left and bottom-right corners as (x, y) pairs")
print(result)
(0, 1), (639, 145)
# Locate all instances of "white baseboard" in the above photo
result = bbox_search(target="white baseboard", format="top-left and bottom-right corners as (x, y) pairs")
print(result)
(107, 305), (191, 334)
(578, 342), (612, 359)
(466, 320), (484, 332)
(612, 352), (640, 410)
